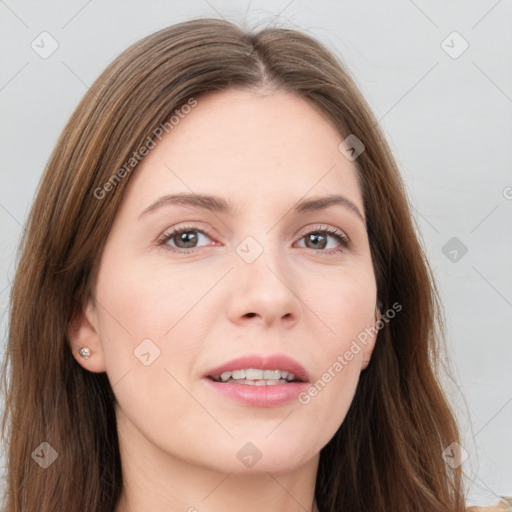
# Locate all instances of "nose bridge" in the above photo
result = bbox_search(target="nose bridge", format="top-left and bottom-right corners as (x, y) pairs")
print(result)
(228, 230), (301, 326)
(235, 227), (288, 284)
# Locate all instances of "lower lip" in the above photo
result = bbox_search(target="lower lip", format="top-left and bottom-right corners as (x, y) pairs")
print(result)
(203, 378), (309, 407)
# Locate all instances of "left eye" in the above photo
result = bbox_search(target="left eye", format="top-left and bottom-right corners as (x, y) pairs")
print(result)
(296, 229), (348, 252)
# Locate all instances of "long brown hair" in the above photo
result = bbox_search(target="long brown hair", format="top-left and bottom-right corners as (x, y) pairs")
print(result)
(1, 18), (466, 512)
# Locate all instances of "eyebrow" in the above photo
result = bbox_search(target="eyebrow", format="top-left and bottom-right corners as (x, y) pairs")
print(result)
(139, 193), (365, 222)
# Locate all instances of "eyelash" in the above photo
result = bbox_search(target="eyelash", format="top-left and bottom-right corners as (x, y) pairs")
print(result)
(156, 224), (351, 256)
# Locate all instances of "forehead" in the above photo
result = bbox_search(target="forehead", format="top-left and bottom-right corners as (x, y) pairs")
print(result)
(123, 88), (363, 215)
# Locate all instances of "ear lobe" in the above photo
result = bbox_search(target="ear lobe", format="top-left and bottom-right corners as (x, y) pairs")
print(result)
(361, 306), (381, 370)
(67, 303), (107, 373)
(374, 305), (381, 326)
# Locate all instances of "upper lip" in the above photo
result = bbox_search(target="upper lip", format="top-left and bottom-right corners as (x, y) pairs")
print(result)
(205, 354), (310, 382)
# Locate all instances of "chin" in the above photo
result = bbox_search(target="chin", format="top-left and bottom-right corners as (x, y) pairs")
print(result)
(191, 438), (317, 475)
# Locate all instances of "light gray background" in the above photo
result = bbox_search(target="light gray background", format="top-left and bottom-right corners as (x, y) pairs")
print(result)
(1, 0), (511, 507)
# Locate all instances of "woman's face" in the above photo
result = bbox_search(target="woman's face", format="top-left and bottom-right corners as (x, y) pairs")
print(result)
(77, 88), (379, 474)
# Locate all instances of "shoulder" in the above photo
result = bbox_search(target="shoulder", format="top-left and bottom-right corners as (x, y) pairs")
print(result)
(467, 499), (512, 512)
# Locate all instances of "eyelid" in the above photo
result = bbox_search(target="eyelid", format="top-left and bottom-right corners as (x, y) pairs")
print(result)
(295, 223), (350, 242)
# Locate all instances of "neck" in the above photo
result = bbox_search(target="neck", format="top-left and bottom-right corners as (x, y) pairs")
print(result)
(114, 410), (320, 512)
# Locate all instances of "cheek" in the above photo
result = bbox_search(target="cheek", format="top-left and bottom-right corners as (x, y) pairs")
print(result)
(92, 256), (211, 433)
(94, 249), (207, 340)
(313, 263), (377, 341)
(92, 253), (204, 382)
(296, 264), (376, 431)
(295, 317), (373, 447)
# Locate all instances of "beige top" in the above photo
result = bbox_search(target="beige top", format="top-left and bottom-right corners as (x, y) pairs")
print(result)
(467, 500), (512, 512)
(312, 498), (512, 511)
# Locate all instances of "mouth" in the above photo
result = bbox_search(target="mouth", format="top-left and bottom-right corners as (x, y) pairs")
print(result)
(208, 368), (303, 385)
(203, 354), (310, 408)
(205, 353), (310, 385)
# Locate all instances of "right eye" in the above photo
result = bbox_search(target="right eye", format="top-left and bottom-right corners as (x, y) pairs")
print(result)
(157, 225), (217, 253)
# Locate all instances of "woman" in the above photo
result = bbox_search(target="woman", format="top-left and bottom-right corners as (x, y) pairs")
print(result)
(1, 17), (478, 512)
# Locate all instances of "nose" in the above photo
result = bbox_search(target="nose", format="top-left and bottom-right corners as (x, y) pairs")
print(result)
(226, 243), (301, 329)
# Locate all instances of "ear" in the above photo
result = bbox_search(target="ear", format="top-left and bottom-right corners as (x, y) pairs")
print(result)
(67, 300), (107, 373)
(361, 305), (381, 370)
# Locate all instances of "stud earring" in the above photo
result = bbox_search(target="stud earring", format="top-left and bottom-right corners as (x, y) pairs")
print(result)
(77, 347), (92, 360)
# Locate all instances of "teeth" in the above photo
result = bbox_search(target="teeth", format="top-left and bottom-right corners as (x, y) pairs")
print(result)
(245, 369), (263, 380)
(214, 368), (299, 383)
(267, 379), (287, 385)
(263, 369), (281, 380)
(233, 378), (288, 386)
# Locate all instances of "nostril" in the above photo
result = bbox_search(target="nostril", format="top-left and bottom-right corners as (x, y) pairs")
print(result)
(246, 312), (256, 318)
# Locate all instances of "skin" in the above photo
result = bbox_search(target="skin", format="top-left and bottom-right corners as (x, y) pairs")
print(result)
(70, 88), (380, 512)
